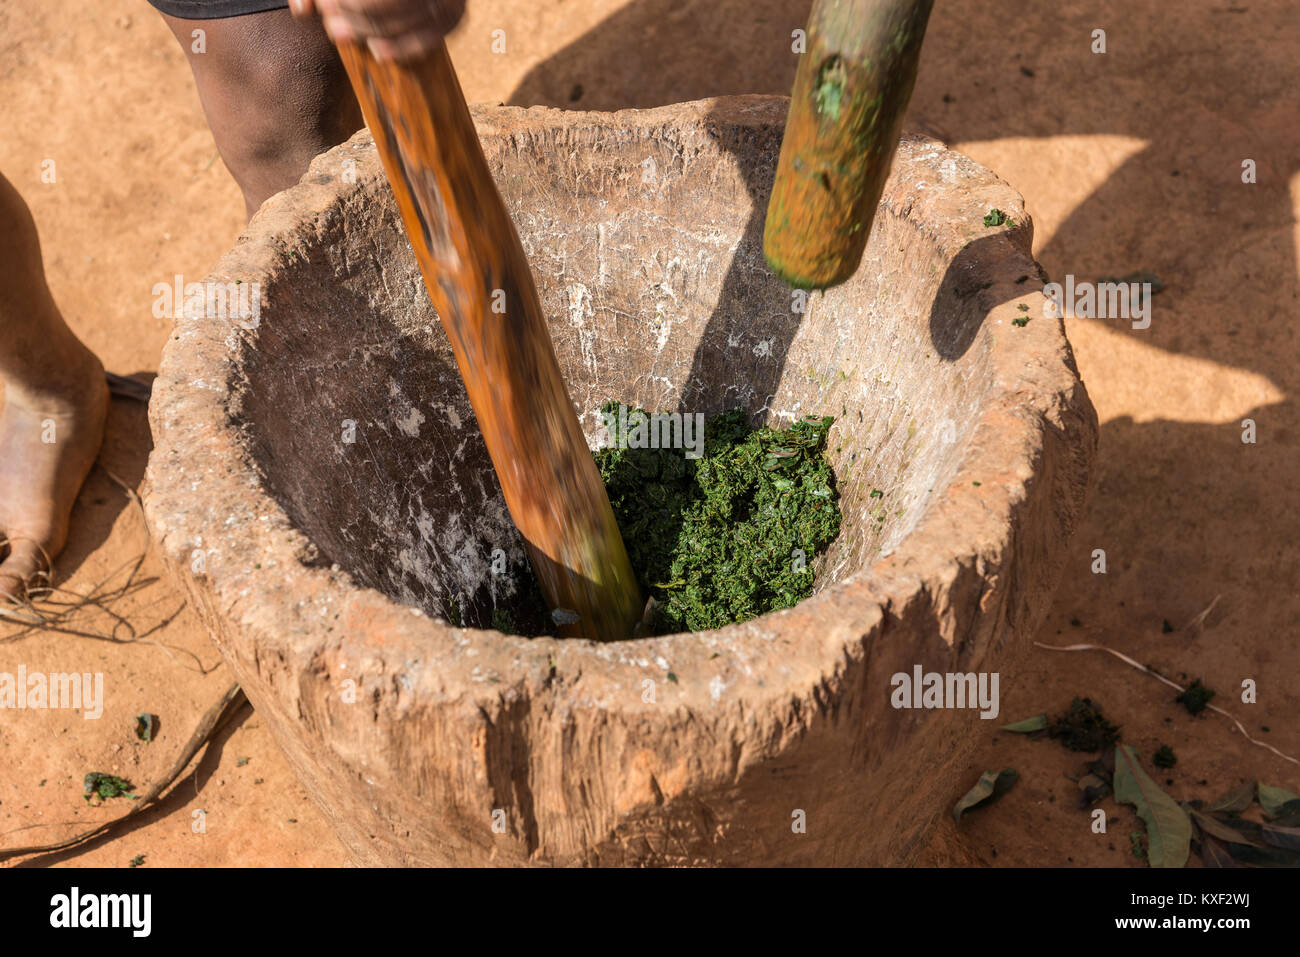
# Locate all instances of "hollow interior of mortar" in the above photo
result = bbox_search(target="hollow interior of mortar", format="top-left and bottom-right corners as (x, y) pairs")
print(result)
(233, 125), (993, 634)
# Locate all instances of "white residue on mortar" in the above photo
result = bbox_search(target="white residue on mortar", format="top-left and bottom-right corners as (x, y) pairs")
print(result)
(388, 379), (425, 437)
(393, 406), (425, 436)
(647, 256), (683, 353)
(709, 674), (727, 702)
(596, 222), (609, 284)
(653, 306), (673, 351)
(395, 547), (436, 601)
(435, 402), (462, 430)
(646, 374), (678, 407)
(566, 281), (599, 375)
(436, 511), (489, 594)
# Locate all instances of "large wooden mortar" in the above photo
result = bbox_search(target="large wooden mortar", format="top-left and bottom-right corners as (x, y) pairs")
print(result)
(143, 97), (1097, 866)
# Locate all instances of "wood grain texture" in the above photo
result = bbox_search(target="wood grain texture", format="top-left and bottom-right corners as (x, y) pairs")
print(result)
(764, 0), (935, 289)
(336, 42), (641, 641)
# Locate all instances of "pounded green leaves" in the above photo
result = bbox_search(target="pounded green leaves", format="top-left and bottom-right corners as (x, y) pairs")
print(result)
(595, 405), (841, 634)
(83, 772), (138, 804)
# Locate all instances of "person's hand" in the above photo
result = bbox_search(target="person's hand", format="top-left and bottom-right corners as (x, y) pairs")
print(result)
(290, 0), (466, 62)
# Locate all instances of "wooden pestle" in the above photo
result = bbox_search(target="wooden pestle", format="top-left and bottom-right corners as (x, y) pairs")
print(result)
(764, 0), (935, 290)
(335, 41), (643, 642)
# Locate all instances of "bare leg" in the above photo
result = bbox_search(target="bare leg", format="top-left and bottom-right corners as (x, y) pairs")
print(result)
(160, 9), (364, 220)
(0, 173), (108, 599)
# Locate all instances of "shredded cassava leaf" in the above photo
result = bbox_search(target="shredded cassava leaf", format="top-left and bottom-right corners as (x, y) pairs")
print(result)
(595, 403), (841, 634)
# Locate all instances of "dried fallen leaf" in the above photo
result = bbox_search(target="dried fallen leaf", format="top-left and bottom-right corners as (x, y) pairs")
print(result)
(953, 769), (1018, 824)
(1224, 841), (1300, 867)
(1271, 799), (1300, 827)
(1258, 783), (1300, 818)
(1001, 714), (1048, 733)
(1189, 810), (1264, 848)
(1260, 821), (1300, 852)
(1199, 835), (1238, 868)
(1114, 745), (1191, 868)
(1206, 780), (1255, 814)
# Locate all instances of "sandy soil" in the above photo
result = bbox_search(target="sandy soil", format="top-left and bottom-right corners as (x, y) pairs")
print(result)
(1, 0), (1296, 867)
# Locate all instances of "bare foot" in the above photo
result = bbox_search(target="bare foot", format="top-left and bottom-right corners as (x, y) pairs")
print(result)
(0, 368), (108, 601)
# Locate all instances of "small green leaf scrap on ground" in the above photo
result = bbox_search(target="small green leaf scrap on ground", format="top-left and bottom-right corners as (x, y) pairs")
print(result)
(129, 855), (145, 868)
(953, 769), (1018, 823)
(83, 772), (138, 804)
(1000, 714), (1048, 734)
(983, 208), (1012, 227)
(135, 712), (156, 743)
(1113, 745), (1191, 868)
